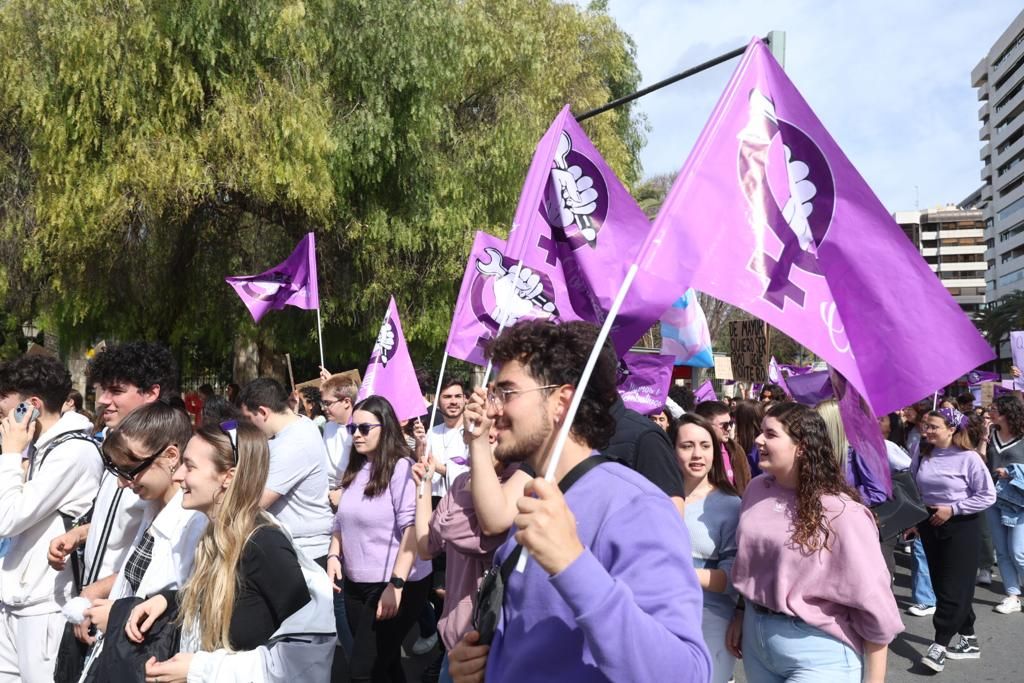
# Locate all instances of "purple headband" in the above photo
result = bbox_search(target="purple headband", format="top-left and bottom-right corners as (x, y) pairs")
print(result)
(937, 407), (968, 431)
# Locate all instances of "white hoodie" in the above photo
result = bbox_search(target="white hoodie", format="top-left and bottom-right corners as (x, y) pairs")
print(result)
(0, 414), (103, 615)
(183, 521), (336, 683)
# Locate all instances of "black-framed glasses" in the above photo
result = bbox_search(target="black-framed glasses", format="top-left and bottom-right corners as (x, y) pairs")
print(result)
(102, 442), (171, 482)
(219, 420), (240, 465)
(346, 422), (382, 436)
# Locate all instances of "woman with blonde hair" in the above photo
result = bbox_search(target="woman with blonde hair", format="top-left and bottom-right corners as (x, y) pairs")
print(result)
(125, 420), (335, 682)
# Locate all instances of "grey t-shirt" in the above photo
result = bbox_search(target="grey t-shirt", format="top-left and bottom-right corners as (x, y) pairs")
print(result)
(267, 416), (333, 560)
(683, 488), (742, 621)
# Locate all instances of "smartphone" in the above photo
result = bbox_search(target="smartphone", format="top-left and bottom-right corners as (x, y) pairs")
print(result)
(13, 402), (39, 424)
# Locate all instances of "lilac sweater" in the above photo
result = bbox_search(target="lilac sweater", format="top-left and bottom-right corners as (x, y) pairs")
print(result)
(732, 475), (904, 653)
(334, 458), (431, 583)
(914, 447), (996, 516)
(485, 461), (710, 683)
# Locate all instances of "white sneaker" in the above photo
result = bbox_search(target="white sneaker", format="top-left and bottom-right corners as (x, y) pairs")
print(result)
(995, 596), (1022, 614)
(411, 631), (439, 655)
(977, 568), (993, 586)
(908, 603), (936, 616)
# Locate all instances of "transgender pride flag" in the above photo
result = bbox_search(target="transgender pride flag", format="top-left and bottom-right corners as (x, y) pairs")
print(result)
(660, 289), (713, 367)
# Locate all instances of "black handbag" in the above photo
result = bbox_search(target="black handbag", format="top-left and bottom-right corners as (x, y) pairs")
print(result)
(472, 455), (613, 645)
(873, 469), (930, 541)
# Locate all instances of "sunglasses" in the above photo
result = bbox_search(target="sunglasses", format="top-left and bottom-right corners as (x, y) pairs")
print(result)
(219, 420), (239, 465)
(347, 422), (382, 436)
(102, 442), (171, 482)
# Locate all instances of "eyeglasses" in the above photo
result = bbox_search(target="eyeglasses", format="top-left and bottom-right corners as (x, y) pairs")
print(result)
(922, 423), (945, 432)
(347, 422), (382, 436)
(322, 397), (348, 410)
(486, 384), (560, 410)
(102, 442), (171, 482)
(716, 421), (735, 431)
(219, 420), (239, 465)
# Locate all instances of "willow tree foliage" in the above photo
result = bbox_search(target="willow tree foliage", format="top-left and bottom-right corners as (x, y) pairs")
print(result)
(0, 0), (644, 371)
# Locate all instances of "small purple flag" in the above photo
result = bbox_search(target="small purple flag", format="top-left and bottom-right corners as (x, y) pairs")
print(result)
(830, 370), (892, 496)
(638, 38), (994, 416)
(617, 352), (676, 414)
(768, 356), (792, 398)
(225, 233), (319, 322)
(694, 380), (717, 404)
(967, 370), (1000, 385)
(357, 296), (425, 421)
(779, 363), (815, 377)
(1011, 331), (1024, 391)
(786, 370), (834, 406)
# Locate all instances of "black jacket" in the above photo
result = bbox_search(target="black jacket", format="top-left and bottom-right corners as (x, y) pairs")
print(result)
(83, 596), (181, 683)
(604, 397), (685, 500)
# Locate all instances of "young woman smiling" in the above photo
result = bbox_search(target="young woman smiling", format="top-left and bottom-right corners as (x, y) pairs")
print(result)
(913, 408), (996, 673)
(726, 402), (902, 683)
(328, 396), (431, 683)
(984, 395), (1024, 614)
(672, 414), (741, 683)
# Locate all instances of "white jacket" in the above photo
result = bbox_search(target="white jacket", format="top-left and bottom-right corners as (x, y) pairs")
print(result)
(0, 415), (103, 615)
(183, 520), (336, 683)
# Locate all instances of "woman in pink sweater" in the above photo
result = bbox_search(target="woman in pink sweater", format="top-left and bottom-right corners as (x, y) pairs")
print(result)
(726, 402), (903, 683)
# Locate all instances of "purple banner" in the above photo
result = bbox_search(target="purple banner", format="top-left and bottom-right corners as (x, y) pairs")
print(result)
(967, 370), (1000, 385)
(225, 233), (319, 322)
(617, 352), (676, 414)
(357, 296), (426, 421)
(638, 38), (993, 416)
(768, 356), (792, 398)
(786, 370), (835, 406)
(830, 370), (892, 496)
(1012, 331), (1024, 391)
(694, 380), (717, 404)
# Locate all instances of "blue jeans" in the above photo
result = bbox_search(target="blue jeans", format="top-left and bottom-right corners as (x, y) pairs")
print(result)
(334, 589), (355, 656)
(987, 506), (1024, 596)
(742, 608), (862, 682)
(438, 652), (454, 683)
(911, 537), (936, 606)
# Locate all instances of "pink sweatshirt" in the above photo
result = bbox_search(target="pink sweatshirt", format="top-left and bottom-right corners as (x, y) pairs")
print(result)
(731, 475), (904, 653)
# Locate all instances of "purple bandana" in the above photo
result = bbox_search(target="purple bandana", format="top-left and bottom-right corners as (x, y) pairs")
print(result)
(937, 407), (968, 431)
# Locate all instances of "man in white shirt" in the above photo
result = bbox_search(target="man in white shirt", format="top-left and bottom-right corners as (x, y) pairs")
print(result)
(0, 355), (102, 682)
(320, 373), (358, 510)
(425, 377), (471, 499)
(239, 378), (333, 564)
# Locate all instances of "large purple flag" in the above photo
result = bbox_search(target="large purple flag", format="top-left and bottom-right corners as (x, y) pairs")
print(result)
(617, 352), (676, 414)
(830, 370), (892, 496)
(225, 233), (319, 322)
(502, 106), (678, 354)
(639, 38), (993, 415)
(357, 297), (425, 421)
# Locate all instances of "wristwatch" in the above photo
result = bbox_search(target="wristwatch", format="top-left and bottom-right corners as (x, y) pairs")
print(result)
(389, 575), (406, 589)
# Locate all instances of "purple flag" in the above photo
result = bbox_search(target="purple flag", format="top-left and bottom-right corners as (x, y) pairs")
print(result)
(694, 380), (717, 404)
(767, 356), (792, 398)
(830, 370), (892, 496)
(617, 352), (676, 414)
(357, 297), (425, 421)
(638, 38), (993, 416)
(786, 370), (834, 406)
(225, 233), (319, 322)
(967, 370), (1000, 385)
(502, 106), (678, 355)
(780, 363), (814, 377)
(1012, 331), (1024, 391)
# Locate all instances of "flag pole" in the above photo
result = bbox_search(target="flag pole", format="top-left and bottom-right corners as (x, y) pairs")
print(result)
(316, 305), (326, 371)
(419, 351), (450, 498)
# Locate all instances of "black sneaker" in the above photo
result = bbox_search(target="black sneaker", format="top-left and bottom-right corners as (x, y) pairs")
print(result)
(945, 634), (981, 660)
(921, 643), (946, 672)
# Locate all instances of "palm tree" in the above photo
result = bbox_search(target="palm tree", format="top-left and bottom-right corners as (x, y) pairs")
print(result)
(976, 290), (1024, 348)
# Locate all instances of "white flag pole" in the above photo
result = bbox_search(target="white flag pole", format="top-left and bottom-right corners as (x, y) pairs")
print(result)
(419, 351), (450, 498)
(316, 306), (326, 371)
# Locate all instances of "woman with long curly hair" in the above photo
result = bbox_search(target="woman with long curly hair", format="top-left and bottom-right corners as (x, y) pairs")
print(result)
(981, 394), (1024, 615)
(726, 402), (902, 683)
(327, 395), (431, 682)
(124, 420), (336, 682)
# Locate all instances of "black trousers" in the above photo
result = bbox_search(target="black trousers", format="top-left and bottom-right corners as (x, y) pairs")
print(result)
(344, 576), (431, 683)
(919, 513), (981, 647)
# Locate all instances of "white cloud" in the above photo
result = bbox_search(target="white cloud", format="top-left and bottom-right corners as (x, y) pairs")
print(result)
(602, 0), (1023, 211)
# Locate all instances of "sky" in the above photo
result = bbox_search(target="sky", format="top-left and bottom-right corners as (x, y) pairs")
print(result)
(601, 0), (1023, 213)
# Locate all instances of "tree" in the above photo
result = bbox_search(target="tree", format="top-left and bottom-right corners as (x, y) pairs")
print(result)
(0, 0), (645, 377)
(976, 290), (1024, 354)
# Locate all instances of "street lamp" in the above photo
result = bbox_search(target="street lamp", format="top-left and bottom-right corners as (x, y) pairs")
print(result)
(21, 320), (38, 347)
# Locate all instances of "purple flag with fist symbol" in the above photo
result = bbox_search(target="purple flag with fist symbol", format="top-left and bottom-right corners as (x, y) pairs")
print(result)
(225, 233), (319, 322)
(357, 296), (425, 421)
(638, 38), (993, 415)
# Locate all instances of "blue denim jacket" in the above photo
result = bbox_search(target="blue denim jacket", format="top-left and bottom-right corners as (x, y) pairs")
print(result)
(994, 463), (1024, 527)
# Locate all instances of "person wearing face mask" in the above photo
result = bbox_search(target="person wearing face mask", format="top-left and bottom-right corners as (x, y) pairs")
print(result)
(726, 402), (902, 683)
(672, 414), (741, 683)
(124, 419), (336, 682)
(912, 407), (996, 673)
(327, 396), (432, 683)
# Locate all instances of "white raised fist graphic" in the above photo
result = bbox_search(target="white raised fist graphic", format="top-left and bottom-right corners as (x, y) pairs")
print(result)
(373, 321), (396, 364)
(491, 265), (544, 327)
(781, 145), (817, 252)
(547, 132), (599, 241)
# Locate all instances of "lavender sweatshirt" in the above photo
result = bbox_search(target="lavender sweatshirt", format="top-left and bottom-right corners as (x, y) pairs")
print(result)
(914, 447), (996, 516)
(732, 475), (904, 653)
(334, 458), (431, 583)
(485, 460), (711, 683)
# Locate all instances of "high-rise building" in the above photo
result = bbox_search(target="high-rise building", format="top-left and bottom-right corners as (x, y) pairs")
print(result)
(973, 9), (1024, 302)
(895, 206), (987, 317)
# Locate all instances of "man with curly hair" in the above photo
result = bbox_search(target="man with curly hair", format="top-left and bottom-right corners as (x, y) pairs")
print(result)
(448, 320), (711, 683)
(0, 355), (102, 681)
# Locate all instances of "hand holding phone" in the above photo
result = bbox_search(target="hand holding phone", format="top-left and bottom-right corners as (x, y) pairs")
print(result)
(14, 402), (39, 424)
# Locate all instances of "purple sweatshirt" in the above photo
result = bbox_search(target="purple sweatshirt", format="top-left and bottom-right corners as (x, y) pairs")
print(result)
(334, 457), (431, 583)
(914, 447), (996, 516)
(485, 460), (711, 683)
